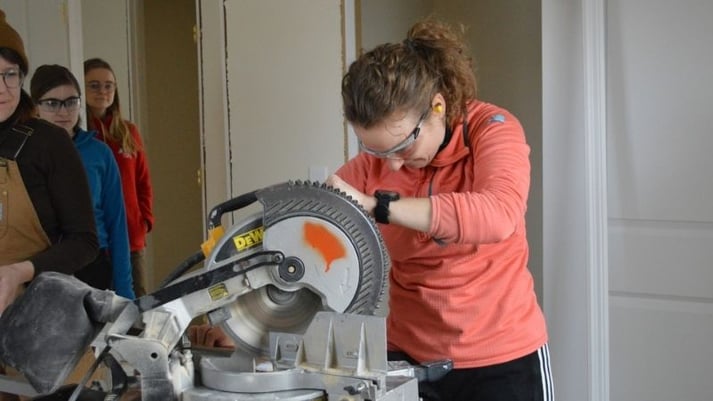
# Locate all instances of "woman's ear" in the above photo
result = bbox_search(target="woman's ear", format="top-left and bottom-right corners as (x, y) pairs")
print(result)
(431, 93), (446, 114)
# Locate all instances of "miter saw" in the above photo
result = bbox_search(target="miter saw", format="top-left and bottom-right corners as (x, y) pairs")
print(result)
(0, 181), (450, 400)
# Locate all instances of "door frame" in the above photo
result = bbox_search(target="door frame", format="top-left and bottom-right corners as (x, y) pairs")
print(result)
(582, 0), (609, 399)
(542, 0), (609, 400)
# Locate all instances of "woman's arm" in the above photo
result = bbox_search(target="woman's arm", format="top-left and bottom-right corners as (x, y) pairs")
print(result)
(30, 125), (98, 274)
(429, 112), (530, 244)
(325, 174), (433, 232)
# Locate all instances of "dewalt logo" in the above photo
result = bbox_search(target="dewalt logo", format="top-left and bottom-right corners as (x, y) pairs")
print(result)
(232, 226), (264, 251)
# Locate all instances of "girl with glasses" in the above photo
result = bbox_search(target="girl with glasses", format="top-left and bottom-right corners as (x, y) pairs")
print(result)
(326, 18), (554, 401)
(84, 57), (154, 297)
(30, 64), (135, 300)
(0, 11), (98, 317)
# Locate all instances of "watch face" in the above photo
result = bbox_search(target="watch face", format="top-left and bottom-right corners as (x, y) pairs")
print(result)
(375, 190), (400, 201)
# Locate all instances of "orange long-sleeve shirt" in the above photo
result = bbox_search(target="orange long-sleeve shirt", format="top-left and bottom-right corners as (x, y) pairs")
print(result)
(336, 101), (547, 368)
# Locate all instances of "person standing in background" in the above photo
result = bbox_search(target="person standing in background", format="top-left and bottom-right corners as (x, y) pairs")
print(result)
(30, 64), (135, 299)
(84, 58), (153, 297)
(0, 10), (98, 314)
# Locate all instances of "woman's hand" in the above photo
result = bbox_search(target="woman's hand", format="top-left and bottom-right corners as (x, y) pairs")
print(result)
(326, 174), (376, 214)
(187, 324), (235, 349)
(0, 261), (34, 314)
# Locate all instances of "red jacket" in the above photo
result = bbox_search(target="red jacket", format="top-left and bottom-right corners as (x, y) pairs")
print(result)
(91, 116), (154, 251)
(336, 101), (547, 368)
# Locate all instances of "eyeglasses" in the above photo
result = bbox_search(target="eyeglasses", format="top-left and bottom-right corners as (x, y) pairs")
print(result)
(358, 111), (428, 159)
(0, 69), (24, 89)
(86, 81), (116, 93)
(37, 97), (82, 113)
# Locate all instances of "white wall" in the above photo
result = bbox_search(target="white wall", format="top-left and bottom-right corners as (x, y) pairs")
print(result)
(2, 1), (68, 68)
(222, 0), (347, 220)
(0, 0), (83, 93)
(196, 0), (229, 219)
(360, 0), (433, 51)
(81, 0), (134, 121)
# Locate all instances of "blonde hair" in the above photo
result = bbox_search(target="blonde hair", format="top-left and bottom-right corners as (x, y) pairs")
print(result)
(84, 57), (140, 154)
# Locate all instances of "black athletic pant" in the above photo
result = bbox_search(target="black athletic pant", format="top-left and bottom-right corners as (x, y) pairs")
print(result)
(388, 344), (555, 401)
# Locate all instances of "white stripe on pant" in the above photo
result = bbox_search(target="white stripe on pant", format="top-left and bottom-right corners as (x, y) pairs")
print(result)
(538, 343), (555, 401)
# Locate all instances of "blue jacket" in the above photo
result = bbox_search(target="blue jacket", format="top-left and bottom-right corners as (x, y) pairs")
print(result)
(73, 129), (135, 299)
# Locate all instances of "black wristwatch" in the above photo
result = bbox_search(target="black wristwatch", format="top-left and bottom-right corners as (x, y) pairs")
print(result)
(373, 190), (400, 224)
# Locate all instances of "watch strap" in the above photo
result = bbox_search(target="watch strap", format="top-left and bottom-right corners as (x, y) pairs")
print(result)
(374, 190), (399, 224)
(374, 198), (391, 224)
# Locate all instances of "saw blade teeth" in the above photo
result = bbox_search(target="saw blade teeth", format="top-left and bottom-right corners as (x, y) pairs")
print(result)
(256, 180), (390, 314)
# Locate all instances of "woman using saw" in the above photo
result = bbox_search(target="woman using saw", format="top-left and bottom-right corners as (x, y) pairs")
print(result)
(326, 18), (554, 401)
(187, 17), (554, 401)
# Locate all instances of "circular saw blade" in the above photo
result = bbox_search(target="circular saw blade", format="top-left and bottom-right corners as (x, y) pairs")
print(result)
(204, 181), (389, 355)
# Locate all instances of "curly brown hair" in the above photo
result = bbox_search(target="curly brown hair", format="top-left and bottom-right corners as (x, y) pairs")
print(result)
(342, 18), (476, 129)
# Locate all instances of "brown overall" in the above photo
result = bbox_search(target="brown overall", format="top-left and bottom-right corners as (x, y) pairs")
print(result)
(0, 158), (52, 266)
(0, 128), (98, 399)
(0, 136), (50, 401)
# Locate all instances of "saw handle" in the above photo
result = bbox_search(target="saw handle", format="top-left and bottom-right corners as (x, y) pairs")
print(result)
(207, 190), (258, 229)
(157, 190), (260, 291)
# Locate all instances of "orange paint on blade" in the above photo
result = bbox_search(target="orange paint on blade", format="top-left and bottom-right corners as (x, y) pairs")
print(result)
(304, 221), (346, 272)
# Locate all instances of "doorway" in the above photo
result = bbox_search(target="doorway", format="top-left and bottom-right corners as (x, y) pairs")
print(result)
(140, 0), (203, 289)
